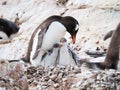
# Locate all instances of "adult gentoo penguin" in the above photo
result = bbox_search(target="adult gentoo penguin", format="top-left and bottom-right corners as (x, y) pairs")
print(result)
(0, 18), (19, 39)
(58, 38), (78, 66)
(25, 15), (79, 67)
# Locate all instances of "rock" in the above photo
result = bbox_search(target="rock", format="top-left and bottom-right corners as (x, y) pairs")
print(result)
(2, 1), (7, 5)
(16, 77), (28, 90)
(53, 83), (59, 88)
(79, 86), (86, 90)
(36, 85), (42, 90)
(8, 70), (19, 80)
(81, 71), (96, 79)
(48, 79), (55, 85)
(58, 73), (63, 79)
(56, 0), (68, 6)
(49, 66), (55, 71)
(53, 67), (60, 74)
(49, 75), (57, 81)
(73, 69), (81, 74)
(80, 63), (92, 72)
(75, 81), (82, 87)
(0, 87), (6, 90)
(62, 78), (67, 82)
(27, 66), (37, 74)
(117, 85), (120, 90)
(44, 76), (49, 81)
(95, 87), (107, 90)
(97, 74), (102, 80)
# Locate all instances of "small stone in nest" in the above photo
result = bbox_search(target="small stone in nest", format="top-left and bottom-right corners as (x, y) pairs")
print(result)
(27, 66), (37, 74)
(53, 83), (59, 88)
(56, 0), (68, 5)
(95, 86), (107, 90)
(8, 70), (19, 80)
(96, 41), (99, 44)
(2, 1), (7, 5)
(16, 77), (28, 90)
(96, 47), (100, 51)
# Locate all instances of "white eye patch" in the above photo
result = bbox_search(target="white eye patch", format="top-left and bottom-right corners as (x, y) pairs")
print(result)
(75, 24), (79, 31)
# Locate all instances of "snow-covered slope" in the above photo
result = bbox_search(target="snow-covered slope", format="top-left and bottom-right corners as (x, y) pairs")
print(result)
(0, 0), (120, 60)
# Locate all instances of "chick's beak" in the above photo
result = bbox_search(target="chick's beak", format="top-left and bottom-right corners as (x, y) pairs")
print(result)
(72, 35), (76, 44)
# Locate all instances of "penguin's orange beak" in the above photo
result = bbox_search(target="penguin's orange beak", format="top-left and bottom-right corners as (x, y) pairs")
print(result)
(72, 35), (76, 44)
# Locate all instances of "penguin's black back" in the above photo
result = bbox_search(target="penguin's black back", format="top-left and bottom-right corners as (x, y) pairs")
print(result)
(0, 18), (19, 37)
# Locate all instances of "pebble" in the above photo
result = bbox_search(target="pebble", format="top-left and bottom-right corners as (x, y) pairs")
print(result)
(73, 69), (81, 74)
(0, 87), (6, 90)
(95, 87), (107, 90)
(76, 81), (82, 87)
(49, 66), (55, 71)
(49, 75), (57, 81)
(44, 76), (49, 81)
(62, 78), (67, 82)
(97, 74), (102, 80)
(58, 73), (63, 79)
(53, 83), (59, 88)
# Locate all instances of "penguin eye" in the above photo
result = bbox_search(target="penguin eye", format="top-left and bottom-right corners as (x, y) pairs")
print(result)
(75, 24), (79, 31)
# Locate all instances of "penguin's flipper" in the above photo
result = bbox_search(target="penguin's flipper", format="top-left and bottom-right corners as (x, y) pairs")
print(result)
(32, 21), (51, 60)
(32, 29), (46, 59)
(68, 46), (78, 65)
(104, 30), (114, 41)
(26, 16), (56, 61)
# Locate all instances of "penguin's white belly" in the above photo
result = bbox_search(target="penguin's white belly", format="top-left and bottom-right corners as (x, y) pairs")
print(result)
(59, 46), (76, 66)
(41, 21), (66, 50)
(0, 31), (9, 40)
(41, 49), (59, 67)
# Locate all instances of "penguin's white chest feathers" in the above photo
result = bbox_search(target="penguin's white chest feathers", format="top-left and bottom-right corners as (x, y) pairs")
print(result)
(0, 31), (9, 40)
(59, 44), (76, 66)
(41, 48), (59, 67)
(60, 45), (71, 60)
(41, 21), (66, 50)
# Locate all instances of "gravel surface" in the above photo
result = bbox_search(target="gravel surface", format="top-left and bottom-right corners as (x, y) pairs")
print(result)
(0, 60), (120, 90)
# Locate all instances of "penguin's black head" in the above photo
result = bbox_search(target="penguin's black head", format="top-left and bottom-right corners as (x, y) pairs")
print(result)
(53, 43), (62, 48)
(61, 16), (79, 44)
(60, 38), (67, 43)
